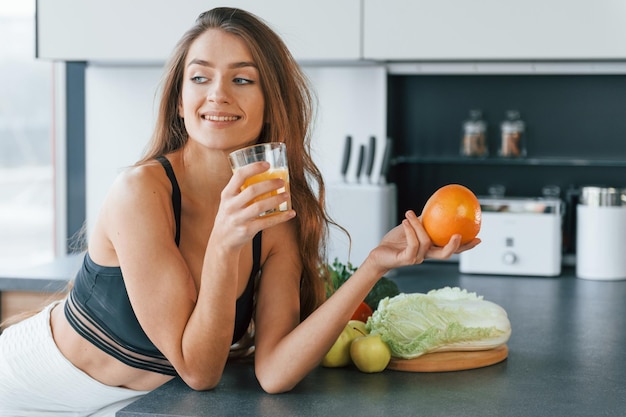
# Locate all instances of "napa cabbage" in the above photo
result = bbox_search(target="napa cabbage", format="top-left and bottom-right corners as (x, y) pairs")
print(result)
(366, 287), (511, 359)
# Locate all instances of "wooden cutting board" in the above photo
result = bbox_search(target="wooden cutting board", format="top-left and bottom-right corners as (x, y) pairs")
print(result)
(386, 344), (508, 372)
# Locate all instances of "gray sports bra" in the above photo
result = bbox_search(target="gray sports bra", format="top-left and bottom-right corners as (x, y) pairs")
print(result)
(64, 156), (261, 375)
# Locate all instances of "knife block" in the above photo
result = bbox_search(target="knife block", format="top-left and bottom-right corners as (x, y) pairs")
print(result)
(326, 183), (397, 267)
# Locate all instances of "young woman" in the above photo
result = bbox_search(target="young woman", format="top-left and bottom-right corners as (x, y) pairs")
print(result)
(0, 7), (479, 416)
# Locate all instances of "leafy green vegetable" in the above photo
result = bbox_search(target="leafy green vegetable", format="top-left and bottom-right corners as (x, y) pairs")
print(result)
(366, 287), (511, 359)
(324, 259), (400, 310)
(324, 259), (356, 299)
(364, 277), (400, 311)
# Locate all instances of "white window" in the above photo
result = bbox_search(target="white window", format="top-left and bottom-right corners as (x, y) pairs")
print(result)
(0, 0), (56, 270)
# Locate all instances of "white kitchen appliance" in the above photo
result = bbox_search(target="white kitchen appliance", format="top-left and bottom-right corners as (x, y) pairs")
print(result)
(576, 186), (626, 281)
(460, 196), (563, 276)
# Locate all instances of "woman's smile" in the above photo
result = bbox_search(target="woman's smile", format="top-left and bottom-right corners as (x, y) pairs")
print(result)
(203, 113), (241, 122)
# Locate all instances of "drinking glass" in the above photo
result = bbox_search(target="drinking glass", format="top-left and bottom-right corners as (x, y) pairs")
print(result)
(229, 142), (291, 216)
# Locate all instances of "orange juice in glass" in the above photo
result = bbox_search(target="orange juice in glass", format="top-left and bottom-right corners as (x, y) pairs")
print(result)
(229, 142), (291, 216)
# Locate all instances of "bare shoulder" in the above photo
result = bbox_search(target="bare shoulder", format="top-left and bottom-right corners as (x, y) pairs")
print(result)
(109, 161), (171, 202)
(92, 160), (177, 257)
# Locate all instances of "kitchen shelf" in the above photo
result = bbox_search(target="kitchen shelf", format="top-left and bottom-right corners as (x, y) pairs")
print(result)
(392, 155), (626, 168)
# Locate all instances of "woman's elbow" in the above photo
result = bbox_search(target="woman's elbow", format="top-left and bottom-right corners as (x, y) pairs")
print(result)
(256, 372), (297, 394)
(259, 381), (295, 395)
(180, 371), (222, 391)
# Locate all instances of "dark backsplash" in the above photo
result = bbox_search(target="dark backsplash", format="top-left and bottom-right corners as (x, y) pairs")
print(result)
(387, 73), (626, 211)
(387, 74), (626, 159)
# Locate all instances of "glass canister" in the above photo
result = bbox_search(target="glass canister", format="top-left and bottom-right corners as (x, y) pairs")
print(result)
(460, 109), (488, 157)
(499, 110), (526, 158)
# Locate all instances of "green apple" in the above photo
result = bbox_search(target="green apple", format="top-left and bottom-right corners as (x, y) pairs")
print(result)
(321, 322), (363, 367)
(349, 333), (392, 373)
(348, 319), (368, 337)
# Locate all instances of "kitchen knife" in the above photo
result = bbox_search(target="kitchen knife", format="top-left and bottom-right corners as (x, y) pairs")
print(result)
(340, 135), (352, 183)
(365, 135), (376, 183)
(379, 137), (393, 184)
(355, 144), (366, 184)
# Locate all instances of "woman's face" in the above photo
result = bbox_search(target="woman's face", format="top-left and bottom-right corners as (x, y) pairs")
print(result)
(179, 29), (265, 152)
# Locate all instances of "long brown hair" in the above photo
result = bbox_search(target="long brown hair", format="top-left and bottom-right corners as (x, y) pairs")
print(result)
(140, 7), (332, 320)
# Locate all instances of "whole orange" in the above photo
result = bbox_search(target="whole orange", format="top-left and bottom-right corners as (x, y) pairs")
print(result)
(421, 184), (482, 246)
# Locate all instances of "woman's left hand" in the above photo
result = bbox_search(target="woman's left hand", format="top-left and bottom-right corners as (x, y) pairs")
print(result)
(366, 210), (480, 274)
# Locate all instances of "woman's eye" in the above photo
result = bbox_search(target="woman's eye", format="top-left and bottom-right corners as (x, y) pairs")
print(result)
(234, 77), (253, 85)
(191, 76), (208, 83)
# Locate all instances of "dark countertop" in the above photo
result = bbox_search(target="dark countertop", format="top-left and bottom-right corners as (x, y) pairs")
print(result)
(118, 262), (626, 417)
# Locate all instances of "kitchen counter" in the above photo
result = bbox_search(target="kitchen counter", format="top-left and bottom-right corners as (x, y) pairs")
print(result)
(0, 254), (82, 320)
(118, 263), (626, 417)
(0, 253), (82, 292)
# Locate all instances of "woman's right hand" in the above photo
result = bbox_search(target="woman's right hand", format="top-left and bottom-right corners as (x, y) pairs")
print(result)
(212, 161), (295, 250)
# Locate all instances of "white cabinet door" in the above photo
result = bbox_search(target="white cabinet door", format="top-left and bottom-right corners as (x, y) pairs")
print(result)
(363, 0), (626, 60)
(37, 0), (361, 62)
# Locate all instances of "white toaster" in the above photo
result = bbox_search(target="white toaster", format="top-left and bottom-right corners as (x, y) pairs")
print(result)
(460, 197), (563, 276)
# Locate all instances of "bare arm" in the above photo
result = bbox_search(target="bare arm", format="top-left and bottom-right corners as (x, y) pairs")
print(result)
(252, 210), (480, 394)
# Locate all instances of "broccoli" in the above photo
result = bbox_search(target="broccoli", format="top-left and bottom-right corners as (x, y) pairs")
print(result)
(364, 277), (400, 311)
